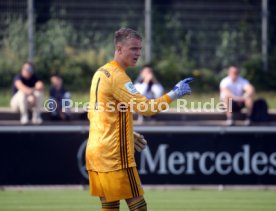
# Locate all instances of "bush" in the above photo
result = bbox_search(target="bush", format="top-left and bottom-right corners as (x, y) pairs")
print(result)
(1, 16), (275, 92)
(35, 19), (114, 90)
(242, 55), (276, 90)
(0, 17), (113, 90)
(214, 24), (259, 71)
(154, 42), (195, 88)
(0, 17), (28, 88)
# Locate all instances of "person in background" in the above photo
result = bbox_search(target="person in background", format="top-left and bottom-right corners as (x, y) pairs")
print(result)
(220, 65), (255, 126)
(134, 65), (164, 99)
(134, 65), (164, 122)
(49, 74), (71, 120)
(11, 62), (44, 125)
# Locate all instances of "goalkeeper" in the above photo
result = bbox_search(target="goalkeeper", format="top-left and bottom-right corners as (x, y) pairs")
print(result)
(86, 28), (193, 211)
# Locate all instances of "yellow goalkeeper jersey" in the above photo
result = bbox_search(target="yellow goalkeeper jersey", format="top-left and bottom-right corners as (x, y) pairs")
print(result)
(86, 60), (171, 172)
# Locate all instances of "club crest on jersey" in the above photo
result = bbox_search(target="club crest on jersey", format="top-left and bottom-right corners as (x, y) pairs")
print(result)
(125, 82), (138, 94)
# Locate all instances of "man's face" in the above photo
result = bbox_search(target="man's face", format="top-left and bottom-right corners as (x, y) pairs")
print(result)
(21, 64), (32, 79)
(228, 66), (239, 82)
(117, 38), (142, 68)
(51, 76), (62, 90)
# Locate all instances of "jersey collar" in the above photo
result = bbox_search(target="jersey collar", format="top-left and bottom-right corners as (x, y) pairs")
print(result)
(110, 60), (125, 72)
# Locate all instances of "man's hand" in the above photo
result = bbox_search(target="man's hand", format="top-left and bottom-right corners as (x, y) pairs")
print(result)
(134, 131), (147, 152)
(167, 77), (194, 101)
(25, 88), (34, 95)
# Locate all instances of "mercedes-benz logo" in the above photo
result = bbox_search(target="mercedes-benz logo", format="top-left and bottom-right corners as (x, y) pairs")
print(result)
(77, 140), (88, 180)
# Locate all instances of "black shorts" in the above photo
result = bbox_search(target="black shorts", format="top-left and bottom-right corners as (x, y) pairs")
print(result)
(232, 101), (245, 112)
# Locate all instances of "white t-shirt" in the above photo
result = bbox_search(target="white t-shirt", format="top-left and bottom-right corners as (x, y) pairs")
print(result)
(134, 82), (164, 99)
(220, 76), (249, 99)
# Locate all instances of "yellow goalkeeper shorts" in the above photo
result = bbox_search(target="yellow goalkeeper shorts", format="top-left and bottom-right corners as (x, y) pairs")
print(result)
(88, 167), (144, 202)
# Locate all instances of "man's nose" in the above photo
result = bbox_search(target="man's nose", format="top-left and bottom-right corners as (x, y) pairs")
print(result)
(136, 49), (141, 56)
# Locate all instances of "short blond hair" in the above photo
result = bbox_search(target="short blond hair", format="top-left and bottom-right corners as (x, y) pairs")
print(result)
(114, 28), (142, 45)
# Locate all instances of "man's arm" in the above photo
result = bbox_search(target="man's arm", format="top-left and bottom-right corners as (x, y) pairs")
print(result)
(14, 80), (33, 95)
(220, 87), (244, 102)
(243, 83), (255, 98)
(112, 72), (192, 116)
(113, 84), (170, 116)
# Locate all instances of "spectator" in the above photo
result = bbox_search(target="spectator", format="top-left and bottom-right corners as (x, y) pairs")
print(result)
(134, 65), (164, 122)
(10, 62), (44, 125)
(134, 65), (164, 99)
(49, 74), (71, 120)
(220, 65), (255, 126)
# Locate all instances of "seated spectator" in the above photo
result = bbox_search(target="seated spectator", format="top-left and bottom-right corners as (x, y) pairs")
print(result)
(134, 65), (164, 122)
(49, 74), (71, 120)
(10, 62), (44, 125)
(220, 65), (255, 126)
(134, 65), (164, 99)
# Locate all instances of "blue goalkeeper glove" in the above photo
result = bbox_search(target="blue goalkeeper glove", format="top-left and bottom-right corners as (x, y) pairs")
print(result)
(167, 77), (194, 101)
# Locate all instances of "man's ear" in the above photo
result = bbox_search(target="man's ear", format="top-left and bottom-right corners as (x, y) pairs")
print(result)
(116, 43), (123, 54)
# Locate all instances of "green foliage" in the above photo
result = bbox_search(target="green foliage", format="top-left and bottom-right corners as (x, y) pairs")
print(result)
(154, 42), (195, 87)
(242, 55), (276, 90)
(0, 17), (113, 90)
(215, 24), (259, 70)
(0, 15), (275, 92)
(191, 68), (220, 91)
(151, 14), (195, 88)
(34, 19), (113, 90)
(0, 17), (28, 87)
(215, 29), (240, 68)
(35, 19), (74, 79)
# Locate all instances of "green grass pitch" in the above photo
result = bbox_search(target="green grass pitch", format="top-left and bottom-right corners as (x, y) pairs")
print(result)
(0, 189), (276, 211)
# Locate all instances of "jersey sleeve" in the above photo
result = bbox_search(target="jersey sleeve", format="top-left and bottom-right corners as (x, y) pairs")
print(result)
(112, 72), (171, 116)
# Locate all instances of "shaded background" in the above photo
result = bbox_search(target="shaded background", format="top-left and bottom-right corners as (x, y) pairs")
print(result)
(0, 0), (275, 91)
